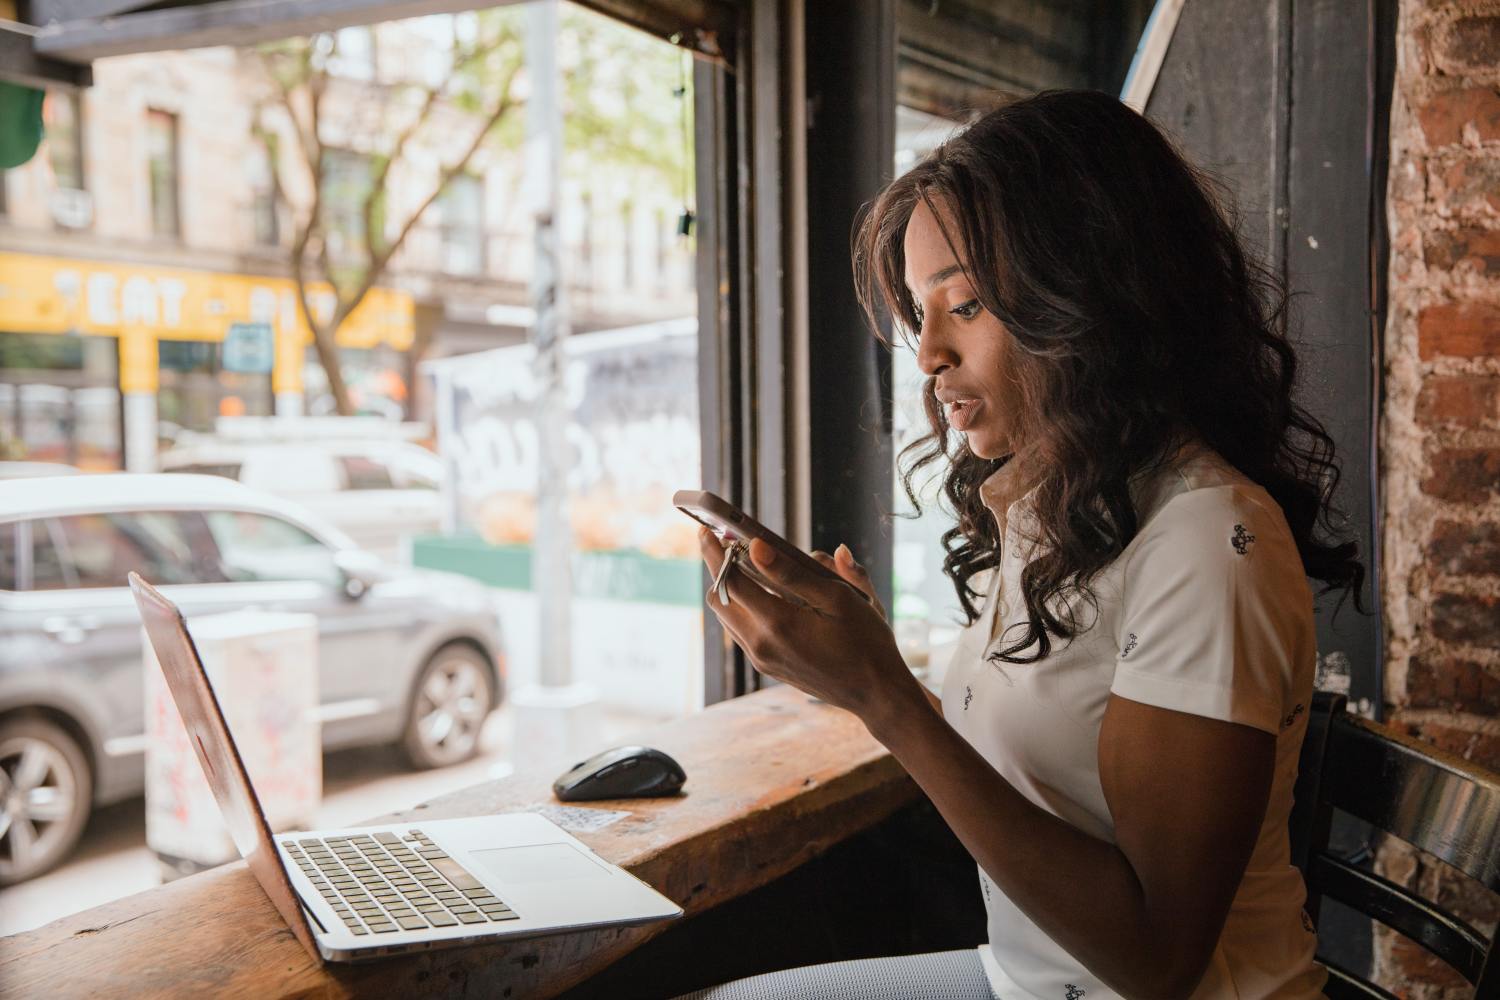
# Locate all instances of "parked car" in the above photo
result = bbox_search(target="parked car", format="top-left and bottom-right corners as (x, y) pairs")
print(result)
(0, 474), (505, 886)
(159, 438), (444, 562)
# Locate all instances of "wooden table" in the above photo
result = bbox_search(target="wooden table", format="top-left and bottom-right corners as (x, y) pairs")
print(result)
(0, 686), (920, 999)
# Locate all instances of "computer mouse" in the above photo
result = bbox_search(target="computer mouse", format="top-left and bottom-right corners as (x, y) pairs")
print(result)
(552, 745), (687, 801)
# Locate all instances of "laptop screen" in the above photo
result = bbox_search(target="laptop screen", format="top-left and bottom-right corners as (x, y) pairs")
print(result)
(128, 572), (321, 960)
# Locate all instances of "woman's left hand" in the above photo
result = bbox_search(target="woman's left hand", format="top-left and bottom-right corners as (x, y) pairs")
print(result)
(697, 527), (924, 725)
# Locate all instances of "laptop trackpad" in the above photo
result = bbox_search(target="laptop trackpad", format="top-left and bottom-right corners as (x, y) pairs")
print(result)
(469, 843), (609, 884)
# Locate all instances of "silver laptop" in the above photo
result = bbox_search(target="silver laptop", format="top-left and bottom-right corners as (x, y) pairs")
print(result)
(129, 572), (682, 962)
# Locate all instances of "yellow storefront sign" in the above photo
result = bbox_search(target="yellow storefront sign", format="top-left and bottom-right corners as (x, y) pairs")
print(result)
(0, 252), (415, 394)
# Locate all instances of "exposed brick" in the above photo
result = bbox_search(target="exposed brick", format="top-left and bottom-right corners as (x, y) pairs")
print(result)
(1416, 375), (1500, 428)
(1426, 518), (1500, 575)
(1407, 655), (1500, 714)
(1417, 303), (1500, 360)
(1418, 87), (1500, 146)
(1430, 591), (1500, 647)
(1423, 226), (1500, 275)
(1422, 447), (1500, 503)
(1438, 156), (1500, 213)
(1408, 719), (1500, 774)
(1432, 15), (1500, 77)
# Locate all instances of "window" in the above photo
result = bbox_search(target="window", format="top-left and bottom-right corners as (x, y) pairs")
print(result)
(248, 137), (279, 246)
(329, 27), (377, 81)
(30, 512), (206, 590)
(204, 510), (341, 587)
(46, 91), (85, 192)
(338, 455), (395, 490)
(147, 109), (181, 238)
(439, 173), (484, 276)
(321, 148), (376, 266)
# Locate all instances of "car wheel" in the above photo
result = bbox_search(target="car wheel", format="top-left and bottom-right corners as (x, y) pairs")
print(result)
(401, 645), (494, 770)
(0, 716), (93, 887)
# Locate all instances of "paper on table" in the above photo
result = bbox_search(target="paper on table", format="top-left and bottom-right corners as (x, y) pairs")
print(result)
(529, 802), (632, 833)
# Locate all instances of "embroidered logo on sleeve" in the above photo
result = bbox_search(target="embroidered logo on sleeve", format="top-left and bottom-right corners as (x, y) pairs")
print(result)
(963, 685), (973, 711)
(1231, 523), (1256, 555)
(1064, 986), (1086, 1000)
(1282, 702), (1305, 730)
(1120, 633), (1138, 659)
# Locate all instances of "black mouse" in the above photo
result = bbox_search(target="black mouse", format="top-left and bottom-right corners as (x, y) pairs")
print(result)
(552, 745), (687, 801)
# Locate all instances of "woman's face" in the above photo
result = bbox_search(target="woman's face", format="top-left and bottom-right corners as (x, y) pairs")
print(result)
(903, 196), (1021, 461)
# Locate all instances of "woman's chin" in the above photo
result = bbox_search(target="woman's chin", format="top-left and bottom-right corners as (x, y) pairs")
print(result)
(964, 430), (1008, 461)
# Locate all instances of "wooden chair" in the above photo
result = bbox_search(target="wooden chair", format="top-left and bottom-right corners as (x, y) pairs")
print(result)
(1290, 691), (1500, 998)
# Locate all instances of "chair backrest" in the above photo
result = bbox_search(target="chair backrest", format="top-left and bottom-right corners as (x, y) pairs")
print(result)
(1292, 693), (1500, 999)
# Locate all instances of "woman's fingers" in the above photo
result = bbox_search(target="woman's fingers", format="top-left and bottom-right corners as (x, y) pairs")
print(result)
(833, 543), (888, 621)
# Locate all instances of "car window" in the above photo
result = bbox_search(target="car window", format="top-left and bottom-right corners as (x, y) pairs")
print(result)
(171, 463), (243, 480)
(204, 510), (341, 587)
(246, 449), (341, 494)
(31, 520), (70, 590)
(32, 512), (209, 590)
(338, 455), (395, 491)
(0, 522), (15, 590)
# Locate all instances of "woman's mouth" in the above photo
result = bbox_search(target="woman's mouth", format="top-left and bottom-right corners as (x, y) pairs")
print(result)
(946, 397), (983, 431)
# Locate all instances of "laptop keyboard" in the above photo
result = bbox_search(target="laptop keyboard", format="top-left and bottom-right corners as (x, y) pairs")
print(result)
(281, 830), (520, 936)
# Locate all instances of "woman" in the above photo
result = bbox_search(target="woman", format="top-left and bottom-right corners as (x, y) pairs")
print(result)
(682, 89), (1366, 999)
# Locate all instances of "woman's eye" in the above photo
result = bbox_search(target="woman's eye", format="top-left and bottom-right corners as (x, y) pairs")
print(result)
(949, 299), (982, 320)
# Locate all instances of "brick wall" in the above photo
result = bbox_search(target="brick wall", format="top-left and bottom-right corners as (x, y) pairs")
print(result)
(1379, 1), (1500, 993)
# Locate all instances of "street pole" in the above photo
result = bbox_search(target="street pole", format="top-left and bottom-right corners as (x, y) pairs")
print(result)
(529, 0), (571, 691)
(512, 0), (599, 762)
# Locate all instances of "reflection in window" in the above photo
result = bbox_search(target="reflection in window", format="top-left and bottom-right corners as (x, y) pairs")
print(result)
(147, 109), (181, 238)
(204, 510), (341, 587)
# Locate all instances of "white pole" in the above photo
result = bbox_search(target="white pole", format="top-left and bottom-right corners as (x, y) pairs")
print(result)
(528, 0), (572, 690)
(511, 0), (599, 761)
(123, 392), (157, 472)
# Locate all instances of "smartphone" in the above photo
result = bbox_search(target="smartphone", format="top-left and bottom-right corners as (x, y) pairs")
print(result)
(672, 489), (848, 607)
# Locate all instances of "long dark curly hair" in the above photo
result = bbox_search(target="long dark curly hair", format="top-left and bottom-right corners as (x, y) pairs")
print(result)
(853, 89), (1368, 664)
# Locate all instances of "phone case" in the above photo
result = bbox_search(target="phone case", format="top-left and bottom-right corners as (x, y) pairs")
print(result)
(672, 489), (839, 608)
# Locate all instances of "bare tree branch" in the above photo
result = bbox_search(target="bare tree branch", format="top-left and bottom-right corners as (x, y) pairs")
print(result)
(358, 34), (518, 263)
(332, 55), (525, 345)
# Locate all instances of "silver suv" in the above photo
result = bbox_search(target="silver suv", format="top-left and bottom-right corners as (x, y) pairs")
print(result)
(0, 473), (506, 885)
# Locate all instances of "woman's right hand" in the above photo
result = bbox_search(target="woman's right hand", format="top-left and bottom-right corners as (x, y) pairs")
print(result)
(810, 544), (887, 623)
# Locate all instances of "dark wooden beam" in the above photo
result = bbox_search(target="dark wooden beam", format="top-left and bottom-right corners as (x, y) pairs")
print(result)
(0, 19), (90, 86)
(804, 0), (896, 612)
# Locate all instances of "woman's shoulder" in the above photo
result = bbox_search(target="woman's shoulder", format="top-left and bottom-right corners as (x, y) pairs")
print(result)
(1129, 442), (1294, 558)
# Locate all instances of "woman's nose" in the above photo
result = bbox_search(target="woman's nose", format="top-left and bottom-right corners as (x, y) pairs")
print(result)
(916, 327), (956, 377)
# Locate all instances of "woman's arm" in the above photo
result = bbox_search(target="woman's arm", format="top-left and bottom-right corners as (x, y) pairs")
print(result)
(704, 530), (1275, 999)
(865, 686), (1273, 999)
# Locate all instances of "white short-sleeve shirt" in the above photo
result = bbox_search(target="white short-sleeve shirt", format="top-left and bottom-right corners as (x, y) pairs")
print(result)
(939, 439), (1328, 1000)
